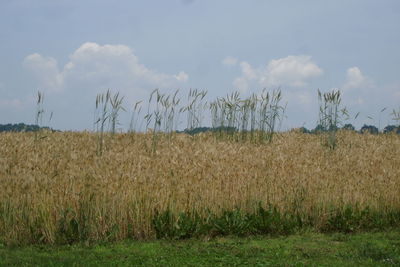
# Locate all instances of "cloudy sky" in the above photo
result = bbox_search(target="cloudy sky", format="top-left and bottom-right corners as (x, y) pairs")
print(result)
(1, 0), (399, 131)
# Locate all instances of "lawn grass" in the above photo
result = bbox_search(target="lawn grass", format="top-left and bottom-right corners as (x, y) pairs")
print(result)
(1, 231), (399, 266)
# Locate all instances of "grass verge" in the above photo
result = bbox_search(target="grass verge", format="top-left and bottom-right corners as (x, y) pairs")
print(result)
(0, 231), (399, 266)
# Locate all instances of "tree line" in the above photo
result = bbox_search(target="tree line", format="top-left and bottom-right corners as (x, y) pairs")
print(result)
(299, 123), (400, 135)
(0, 123), (54, 132)
(0, 122), (399, 135)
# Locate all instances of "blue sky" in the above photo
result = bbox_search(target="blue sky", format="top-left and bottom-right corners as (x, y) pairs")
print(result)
(1, 0), (399, 131)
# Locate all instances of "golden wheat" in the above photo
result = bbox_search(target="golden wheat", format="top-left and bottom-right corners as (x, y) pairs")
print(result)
(0, 130), (399, 244)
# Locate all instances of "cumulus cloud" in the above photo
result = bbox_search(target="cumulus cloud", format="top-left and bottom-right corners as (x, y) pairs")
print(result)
(338, 67), (376, 108)
(222, 56), (238, 67)
(232, 61), (258, 92)
(23, 53), (64, 91)
(342, 67), (373, 90)
(260, 55), (323, 87)
(23, 42), (189, 95)
(240, 62), (257, 80)
(174, 71), (189, 82)
(228, 55), (323, 92)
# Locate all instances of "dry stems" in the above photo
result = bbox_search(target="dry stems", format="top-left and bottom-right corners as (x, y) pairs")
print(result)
(0, 131), (399, 244)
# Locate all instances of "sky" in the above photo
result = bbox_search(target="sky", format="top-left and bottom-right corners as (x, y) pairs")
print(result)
(1, 0), (399, 131)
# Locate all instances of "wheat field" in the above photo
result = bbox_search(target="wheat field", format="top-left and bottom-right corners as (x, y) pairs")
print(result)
(0, 130), (399, 244)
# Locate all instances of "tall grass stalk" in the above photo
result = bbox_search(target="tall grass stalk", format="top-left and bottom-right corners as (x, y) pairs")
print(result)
(391, 108), (400, 127)
(163, 89), (180, 141)
(35, 91), (44, 128)
(33, 91), (52, 141)
(144, 89), (165, 154)
(209, 89), (284, 143)
(108, 92), (125, 135)
(257, 89), (284, 143)
(183, 89), (207, 132)
(94, 90), (111, 156)
(93, 90), (126, 155)
(317, 89), (348, 149)
(129, 101), (143, 134)
(34, 91), (45, 142)
(378, 107), (387, 132)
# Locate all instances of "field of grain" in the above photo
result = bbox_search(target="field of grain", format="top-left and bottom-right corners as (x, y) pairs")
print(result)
(0, 131), (399, 245)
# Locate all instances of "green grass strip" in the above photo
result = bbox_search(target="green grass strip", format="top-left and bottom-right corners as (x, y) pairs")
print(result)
(1, 231), (399, 266)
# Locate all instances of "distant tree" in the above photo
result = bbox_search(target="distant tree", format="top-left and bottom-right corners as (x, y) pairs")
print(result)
(360, 124), (379, 135)
(312, 124), (324, 134)
(180, 126), (238, 135)
(298, 127), (311, 134)
(313, 123), (343, 134)
(0, 123), (53, 132)
(183, 127), (212, 135)
(342, 123), (355, 131)
(383, 125), (400, 134)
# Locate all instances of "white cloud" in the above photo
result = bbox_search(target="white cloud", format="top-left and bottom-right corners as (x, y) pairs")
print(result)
(260, 55), (323, 88)
(23, 42), (189, 95)
(240, 61), (257, 80)
(222, 56), (238, 67)
(22, 53), (64, 91)
(342, 67), (373, 90)
(338, 67), (376, 109)
(174, 71), (189, 82)
(230, 55), (323, 92)
(232, 61), (258, 92)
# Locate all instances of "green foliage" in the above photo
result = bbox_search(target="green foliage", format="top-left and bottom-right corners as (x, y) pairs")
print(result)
(383, 125), (400, 134)
(0, 123), (53, 132)
(299, 123), (400, 135)
(323, 206), (400, 233)
(56, 208), (81, 244)
(356, 241), (400, 264)
(211, 210), (252, 236)
(251, 205), (303, 235)
(151, 205), (399, 241)
(298, 126), (312, 134)
(342, 123), (355, 131)
(179, 126), (237, 135)
(152, 207), (299, 240)
(152, 210), (206, 240)
(360, 124), (379, 135)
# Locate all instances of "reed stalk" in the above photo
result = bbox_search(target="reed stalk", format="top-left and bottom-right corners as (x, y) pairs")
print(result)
(317, 89), (348, 149)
